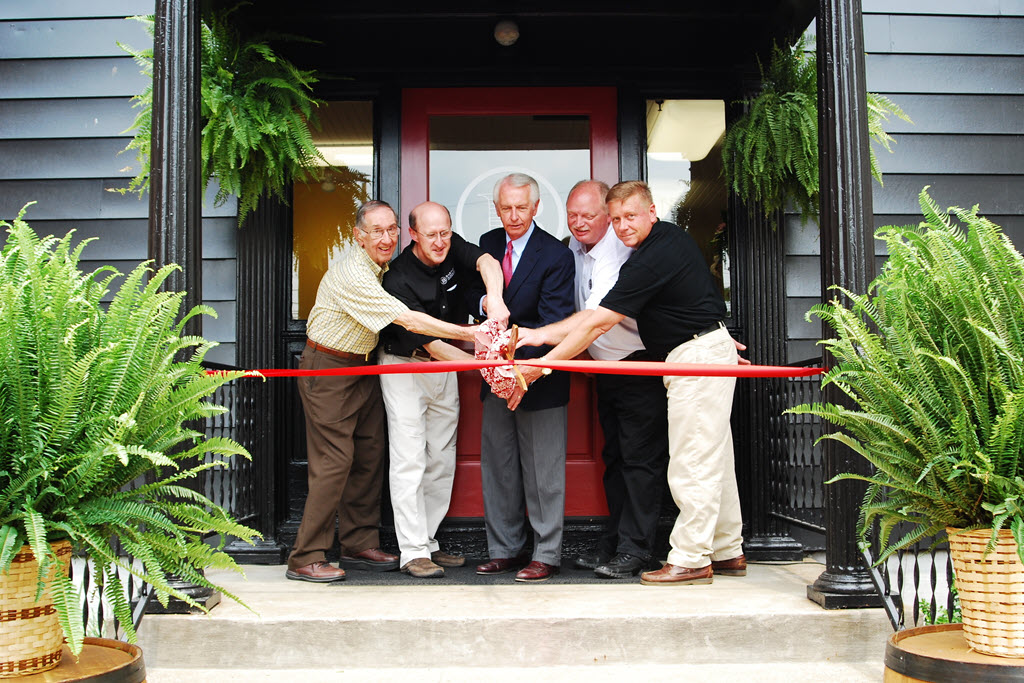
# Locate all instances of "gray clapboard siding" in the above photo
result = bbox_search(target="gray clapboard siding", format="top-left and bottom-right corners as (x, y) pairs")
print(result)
(0, 138), (140, 179)
(872, 134), (1024, 174)
(873, 175), (1024, 215)
(862, 0), (1024, 17)
(77, 259), (235, 304)
(0, 18), (150, 59)
(0, 1), (154, 21)
(877, 94), (1023, 134)
(0, 58), (149, 99)
(26, 216), (237, 260)
(863, 15), (1024, 55)
(866, 54), (1024, 94)
(0, 181), (238, 220)
(0, 98), (138, 139)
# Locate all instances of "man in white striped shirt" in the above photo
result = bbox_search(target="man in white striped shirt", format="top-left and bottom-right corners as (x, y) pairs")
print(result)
(564, 180), (669, 580)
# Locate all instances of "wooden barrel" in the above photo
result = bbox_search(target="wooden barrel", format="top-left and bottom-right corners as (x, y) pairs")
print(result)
(16, 638), (144, 682)
(885, 623), (1024, 682)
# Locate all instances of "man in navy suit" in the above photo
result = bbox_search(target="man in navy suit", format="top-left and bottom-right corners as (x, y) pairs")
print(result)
(474, 172), (575, 582)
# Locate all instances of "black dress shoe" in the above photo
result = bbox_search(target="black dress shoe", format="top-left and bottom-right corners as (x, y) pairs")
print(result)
(574, 551), (612, 570)
(594, 553), (648, 579)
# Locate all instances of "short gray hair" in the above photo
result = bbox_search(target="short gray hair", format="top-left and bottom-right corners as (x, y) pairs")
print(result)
(493, 173), (539, 205)
(569, 179), (610, 203)
(355, 200), (397, 231)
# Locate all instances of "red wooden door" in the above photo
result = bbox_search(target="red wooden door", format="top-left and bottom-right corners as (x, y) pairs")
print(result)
(400, 87), (618, 517)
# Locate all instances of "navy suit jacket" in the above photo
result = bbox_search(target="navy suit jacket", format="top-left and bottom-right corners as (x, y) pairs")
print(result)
(478, 223), (575, 411)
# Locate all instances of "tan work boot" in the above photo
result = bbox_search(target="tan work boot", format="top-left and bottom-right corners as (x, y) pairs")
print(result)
(401, 557), (445, 578)
(430, 550), (466, 567)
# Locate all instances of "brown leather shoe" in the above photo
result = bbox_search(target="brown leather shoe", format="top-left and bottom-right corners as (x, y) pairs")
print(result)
(514, 560), (560, 583)
(711, 554), (747, 576)
(476, 557), (518, 575)
(401, 557), (445, 578)
(285, 561), (346, 583)
(640, 563), (713, 586)
(340, 547), (399, 572)
(431, 550), (466, 568)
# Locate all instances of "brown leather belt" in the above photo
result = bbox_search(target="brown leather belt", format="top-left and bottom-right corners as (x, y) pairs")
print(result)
(306, 339), (371, 361)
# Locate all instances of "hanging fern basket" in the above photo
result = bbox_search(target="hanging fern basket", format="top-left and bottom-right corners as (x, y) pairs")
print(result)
(0, 540), (73, 677)
(948, 528), (1024, 658)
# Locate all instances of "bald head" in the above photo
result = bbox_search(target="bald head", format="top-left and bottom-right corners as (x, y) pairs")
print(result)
(566, 180), (611, 250)
(409, 201), (454, 268)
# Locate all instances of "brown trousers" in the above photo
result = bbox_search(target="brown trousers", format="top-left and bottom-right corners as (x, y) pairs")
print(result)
(287, 347), (387, 570)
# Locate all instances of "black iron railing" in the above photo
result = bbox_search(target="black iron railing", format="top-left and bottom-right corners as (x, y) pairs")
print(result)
(769, 358), (826, 535)
(863, 536), (958, 631)
(201, 363), (257, 529)
(70, 549), (153, 640)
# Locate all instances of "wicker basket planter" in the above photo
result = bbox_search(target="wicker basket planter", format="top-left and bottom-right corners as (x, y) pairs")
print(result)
(947, 527), (1024, 658)
(0, 539), (73, 677)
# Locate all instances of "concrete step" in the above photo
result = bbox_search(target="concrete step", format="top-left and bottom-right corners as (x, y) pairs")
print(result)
(138, 560), (891, 680)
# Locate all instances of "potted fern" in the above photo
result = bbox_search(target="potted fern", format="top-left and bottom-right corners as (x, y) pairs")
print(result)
(119, 7), (330, 225)
(722, 38), (910, 223)
(789, 188), (1024, 657)
(0, 205), (259, 674)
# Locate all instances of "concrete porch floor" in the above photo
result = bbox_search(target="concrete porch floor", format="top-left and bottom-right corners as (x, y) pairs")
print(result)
(138, 558), (893, 681)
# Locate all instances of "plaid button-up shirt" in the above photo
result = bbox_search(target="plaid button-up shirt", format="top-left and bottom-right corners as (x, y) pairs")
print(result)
(305, 246), (409, 355)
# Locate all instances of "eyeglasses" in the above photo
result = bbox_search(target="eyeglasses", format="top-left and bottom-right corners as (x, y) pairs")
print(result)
(416, 228), (452, 242)
(359, 226), (400, 239)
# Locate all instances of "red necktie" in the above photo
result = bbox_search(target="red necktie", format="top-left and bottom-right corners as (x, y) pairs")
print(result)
(502, 241), (514, 286)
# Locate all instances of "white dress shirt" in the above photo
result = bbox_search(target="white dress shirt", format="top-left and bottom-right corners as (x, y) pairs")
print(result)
(569, 229), (645, 361)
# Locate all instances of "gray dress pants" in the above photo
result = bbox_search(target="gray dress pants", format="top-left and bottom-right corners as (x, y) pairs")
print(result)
(480, 393), (568, 566)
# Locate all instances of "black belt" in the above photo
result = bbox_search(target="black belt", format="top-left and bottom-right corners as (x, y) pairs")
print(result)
(692, 321), (726, 340)
(383, 345), (433, 362)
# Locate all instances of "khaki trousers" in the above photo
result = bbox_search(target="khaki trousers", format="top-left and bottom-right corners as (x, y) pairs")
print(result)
(288, 347), (387, 570)
(379, 351), (459, 568)
(663, 327), (744, 568)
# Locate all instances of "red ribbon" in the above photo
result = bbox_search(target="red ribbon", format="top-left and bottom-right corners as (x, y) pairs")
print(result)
(210, 359), (824, 379)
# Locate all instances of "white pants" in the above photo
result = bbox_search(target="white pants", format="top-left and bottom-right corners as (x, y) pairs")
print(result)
(663, 327), (744, 568)
(379, 352), (459, 567)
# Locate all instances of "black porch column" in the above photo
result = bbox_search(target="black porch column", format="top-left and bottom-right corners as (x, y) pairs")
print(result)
(731, 201), (804, 561)
(807, 0), (880, 608)
(145, 0), (219, 613)
(148, 0), (202, 330)
(225, 195), (290, 563)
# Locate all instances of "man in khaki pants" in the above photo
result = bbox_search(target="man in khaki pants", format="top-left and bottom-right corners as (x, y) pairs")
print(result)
(513, 180), (747, 585)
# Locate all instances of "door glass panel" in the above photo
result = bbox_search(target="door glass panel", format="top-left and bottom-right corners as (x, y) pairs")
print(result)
(429, 115), (590, 244)
(291, 101), (374, 320)
(646, 99), (730, 314)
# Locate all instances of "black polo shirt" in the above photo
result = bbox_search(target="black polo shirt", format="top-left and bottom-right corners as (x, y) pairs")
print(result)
(600, 221), (726, 359)
(379, 232), (484, 356)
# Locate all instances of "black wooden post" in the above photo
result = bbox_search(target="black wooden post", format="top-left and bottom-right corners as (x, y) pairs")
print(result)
(145, 0), (220, 613)
(807, 0), (882, 608)
(148, 0), (202, 328)
(731, 200), (805, 561)
(225, 195), (290, 563)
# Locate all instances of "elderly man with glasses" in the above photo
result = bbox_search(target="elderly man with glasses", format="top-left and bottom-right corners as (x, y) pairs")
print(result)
(287, 200), (490, 584)
(378, 201), (508, 578)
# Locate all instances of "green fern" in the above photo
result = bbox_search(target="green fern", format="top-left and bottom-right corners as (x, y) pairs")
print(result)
(118, 6), (330, 225)
(722, 38), (912, 224)
(787, 188), (1024, 564)
(0, 205), (260, 656)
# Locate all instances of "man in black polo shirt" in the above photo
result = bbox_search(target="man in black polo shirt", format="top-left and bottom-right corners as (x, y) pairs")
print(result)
(514, 180), (747, 586)
(379, 201), (508, 578)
